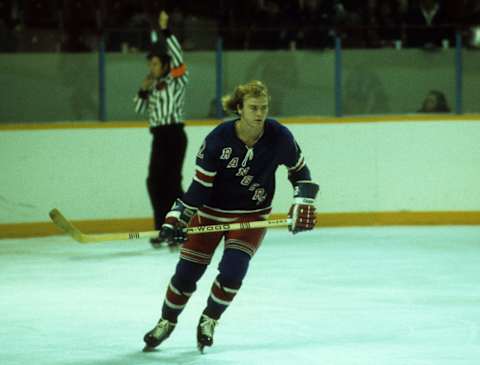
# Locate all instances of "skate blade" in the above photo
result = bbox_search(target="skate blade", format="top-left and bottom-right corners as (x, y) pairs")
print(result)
(142, 345), (157, 352)
(197, 343), (205, 354)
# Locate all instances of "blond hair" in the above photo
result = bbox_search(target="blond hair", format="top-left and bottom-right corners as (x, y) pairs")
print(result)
(222, 80), (269, 115)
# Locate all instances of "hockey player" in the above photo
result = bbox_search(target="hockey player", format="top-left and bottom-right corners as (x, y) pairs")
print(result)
(143, 80), (319, 353)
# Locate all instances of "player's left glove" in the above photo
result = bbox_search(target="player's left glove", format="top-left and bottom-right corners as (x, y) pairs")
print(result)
(160, 199), (197, 247)
(288, 181), (319, 234)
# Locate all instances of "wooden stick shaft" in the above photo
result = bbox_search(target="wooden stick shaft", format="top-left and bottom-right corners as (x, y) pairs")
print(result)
(49, 208), (290, 244)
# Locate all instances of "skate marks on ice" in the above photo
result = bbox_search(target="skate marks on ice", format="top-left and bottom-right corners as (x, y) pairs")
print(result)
(64, 236), (186, 262)
(61, 348), (233, 365)
(67, 248), (155, 262)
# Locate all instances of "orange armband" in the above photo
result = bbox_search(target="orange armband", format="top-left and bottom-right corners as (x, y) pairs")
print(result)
(171, 64), (187, 78)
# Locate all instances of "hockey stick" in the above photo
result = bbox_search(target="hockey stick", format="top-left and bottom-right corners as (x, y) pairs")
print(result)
(49, 208), (291, 244)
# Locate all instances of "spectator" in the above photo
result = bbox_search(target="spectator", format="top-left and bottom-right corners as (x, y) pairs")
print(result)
(104, 0), (133, 51)
(169, 7), (186, 42)
(465, 0), (480, 24)
(334, 0), (369, 47)
(288, 0), (335, 49)
(61, 0), (96, 52)
(124, 3), (151, 52)
(105, 0), (131, 28)
(248, 0), (285, 49)
(0, 0), (11, 27)
(24, 0), (58, 29)
(368, 0), (402, 47)
(404, 0), (452, 48)
(0, 0), (14, 51)
(418, 90), (451, 112)
(218, 1), (253, 49)
(0, 0), (24, 51)
(464, 0), (480, 47)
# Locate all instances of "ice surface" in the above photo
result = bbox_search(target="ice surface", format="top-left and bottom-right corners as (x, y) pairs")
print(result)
(1, 227), (480, 365)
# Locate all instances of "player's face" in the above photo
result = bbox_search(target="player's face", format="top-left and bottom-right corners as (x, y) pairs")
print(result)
(239, 96), (269, 128)
(149, 56), (166, 78)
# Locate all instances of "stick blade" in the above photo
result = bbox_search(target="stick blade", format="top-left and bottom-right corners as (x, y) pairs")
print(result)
(49, 208), (85, 243)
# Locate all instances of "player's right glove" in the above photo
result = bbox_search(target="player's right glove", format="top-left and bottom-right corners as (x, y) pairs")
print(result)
(159, 199), (197, 246)
(288, 181), (319, 234)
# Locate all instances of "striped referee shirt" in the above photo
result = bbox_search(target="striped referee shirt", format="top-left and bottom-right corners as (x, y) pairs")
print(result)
(134, 30), (188, 127)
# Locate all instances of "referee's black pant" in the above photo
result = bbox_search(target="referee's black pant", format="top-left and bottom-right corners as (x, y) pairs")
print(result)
(147, 124), (187, 230)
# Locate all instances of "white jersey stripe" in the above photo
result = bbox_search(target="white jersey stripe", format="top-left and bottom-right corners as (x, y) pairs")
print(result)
(210, 292), (232, 306)
(165, 298), (186, 310)
(193, 176), (213, 188)
(196, 165), (217, 176)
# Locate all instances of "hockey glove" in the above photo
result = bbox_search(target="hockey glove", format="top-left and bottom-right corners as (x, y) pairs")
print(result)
(160, 199), (197, 246)
(288, 181), (319, 234)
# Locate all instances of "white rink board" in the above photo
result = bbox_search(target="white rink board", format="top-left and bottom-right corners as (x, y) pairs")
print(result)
(1, 119), (479, 223)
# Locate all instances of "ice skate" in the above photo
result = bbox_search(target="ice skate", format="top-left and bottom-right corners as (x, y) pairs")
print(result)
(142, 318), (176, 351)
(197, 314), (218, 353)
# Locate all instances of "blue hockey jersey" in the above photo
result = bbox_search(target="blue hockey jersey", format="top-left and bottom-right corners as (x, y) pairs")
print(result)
(182, 118), (311, 216)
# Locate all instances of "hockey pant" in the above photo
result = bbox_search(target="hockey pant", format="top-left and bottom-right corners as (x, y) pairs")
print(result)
(161, 215), (266, 322)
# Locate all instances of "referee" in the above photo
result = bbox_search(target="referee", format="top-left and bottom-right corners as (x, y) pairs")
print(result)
(134, 11), (189, 248)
